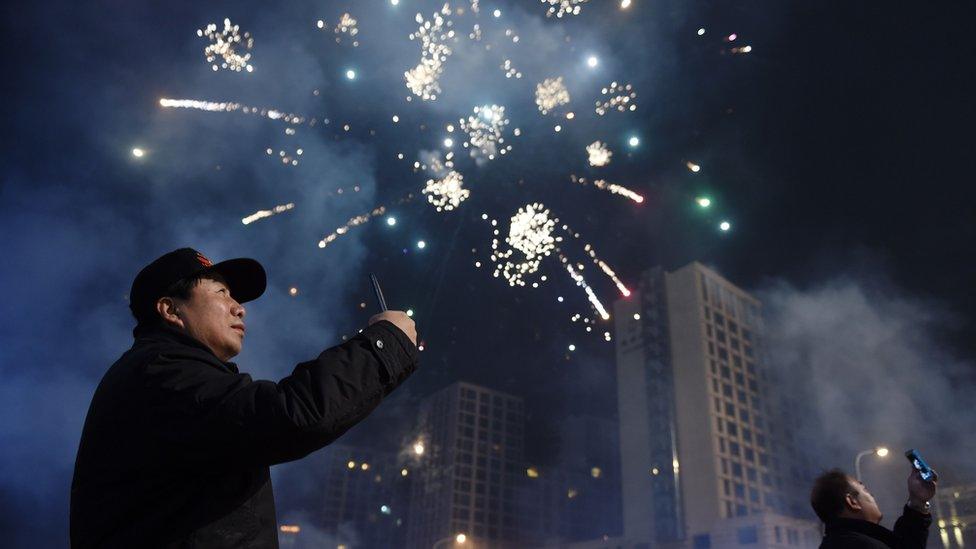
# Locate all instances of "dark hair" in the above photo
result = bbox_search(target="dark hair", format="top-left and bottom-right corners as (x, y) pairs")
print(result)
(810, 469), (857, 523)
(131, 271), (222, 326)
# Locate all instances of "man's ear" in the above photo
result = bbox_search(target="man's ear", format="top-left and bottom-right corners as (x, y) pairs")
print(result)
(844, 492), (862, 512)
(156, 297), (184, 328)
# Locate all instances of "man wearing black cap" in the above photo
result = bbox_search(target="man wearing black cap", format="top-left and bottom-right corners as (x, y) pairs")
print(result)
(70, 248), (419, 548)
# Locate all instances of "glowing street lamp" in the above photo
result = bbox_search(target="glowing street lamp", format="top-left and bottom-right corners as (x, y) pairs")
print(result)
(854, 447), (889, 480)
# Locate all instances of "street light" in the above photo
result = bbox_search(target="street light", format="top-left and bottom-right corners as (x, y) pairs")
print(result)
(854, 447), (889, 480)
(432, 533), (467, 548)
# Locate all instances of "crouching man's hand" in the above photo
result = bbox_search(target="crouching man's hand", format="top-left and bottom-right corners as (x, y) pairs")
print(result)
(369, 311), (417, 347)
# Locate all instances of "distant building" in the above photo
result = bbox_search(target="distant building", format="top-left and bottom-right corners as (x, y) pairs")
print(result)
(276, 444), (410, 548)
(934, 483), (976, 548)
(614, 262), (820, 548)
(406, 382), (526, 549)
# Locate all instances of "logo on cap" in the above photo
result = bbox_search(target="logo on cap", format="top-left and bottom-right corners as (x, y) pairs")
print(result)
(196, 252), (214, 268)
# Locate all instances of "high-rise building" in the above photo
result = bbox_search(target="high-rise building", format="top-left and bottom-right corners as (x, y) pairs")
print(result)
(933, 483), (976, 549)
(615, 262), (820, 548)
(406, 382), (525, 549)
(275, 443), (410, 548)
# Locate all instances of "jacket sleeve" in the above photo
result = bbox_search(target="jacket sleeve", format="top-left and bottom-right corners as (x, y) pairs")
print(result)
(892, 506), (932, 549)
(143, 320), (418, 467)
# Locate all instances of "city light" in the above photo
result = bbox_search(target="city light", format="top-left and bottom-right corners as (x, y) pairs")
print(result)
(586, 55), (599, 68)
(719, 221), (731, 232)
(386, 216), (397, 226)
(628, 136), (640, 148)
(279, 525), (301, 533)
(697, 197), (711, 208)
(131, 147), (145, 158)
(345, 69), (356, 80)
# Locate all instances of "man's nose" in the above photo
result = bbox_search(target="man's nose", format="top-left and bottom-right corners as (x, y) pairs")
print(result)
(232, 301), (246, 318)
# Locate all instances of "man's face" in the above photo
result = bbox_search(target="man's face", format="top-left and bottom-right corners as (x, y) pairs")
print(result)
(848, 477), (884, 524)
(172, 277), (247, 361)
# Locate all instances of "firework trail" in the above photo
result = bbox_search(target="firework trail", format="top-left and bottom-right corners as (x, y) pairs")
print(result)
(595, 81), (637, 115)
(318, 206), (387, 249)
(586, 141), (612, 167)
(561, 255), (611, 320)
(159, 98), (308, 125)
(198, 18), (254, 73)
(423, 171), (470, 212)
(570, 175), (644, 203)
(242, 203), (295, 225)
(405, 5), (455, 101)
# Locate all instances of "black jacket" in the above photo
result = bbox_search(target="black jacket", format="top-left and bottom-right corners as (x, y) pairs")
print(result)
(70, 321), (418, 548)
(820, 507), (932, 548)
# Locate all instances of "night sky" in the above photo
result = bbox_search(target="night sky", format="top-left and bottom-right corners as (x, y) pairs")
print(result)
(2, 1), (974, 546)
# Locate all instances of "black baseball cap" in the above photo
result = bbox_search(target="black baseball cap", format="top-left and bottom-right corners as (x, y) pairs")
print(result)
(129, 248), (266, 322)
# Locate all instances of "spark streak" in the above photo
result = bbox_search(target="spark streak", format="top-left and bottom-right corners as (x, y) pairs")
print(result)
(561, 256), (610, 320)
(159, 98), (308, 125)
(318, 206), (387, 248)
(570, 175), (644, 203)
(242, 203), (295, 225)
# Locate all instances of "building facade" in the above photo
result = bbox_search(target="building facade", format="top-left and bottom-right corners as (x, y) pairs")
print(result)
(406, 382), (526, 549)
(934, 483), (976, 549)
(614, 262), (820, 548)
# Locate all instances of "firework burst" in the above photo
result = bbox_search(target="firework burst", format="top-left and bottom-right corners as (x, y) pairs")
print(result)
(586, 141), (612, 167)
(535, 77), (571, 115)
(405, 5), (455, 101)
(595, 81), (637, 115)
(460, 105), (512, 161)
(423, 171), (470, 212)
(541, 0), (589, 18)
(198, 18), (254, 73)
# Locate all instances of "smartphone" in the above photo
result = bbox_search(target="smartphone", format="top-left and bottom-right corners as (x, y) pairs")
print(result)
(905, 449), (935, 482)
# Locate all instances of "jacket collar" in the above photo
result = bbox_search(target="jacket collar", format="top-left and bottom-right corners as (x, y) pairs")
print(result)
(824, 517), (895, 547)
(132, 323), (240, 373)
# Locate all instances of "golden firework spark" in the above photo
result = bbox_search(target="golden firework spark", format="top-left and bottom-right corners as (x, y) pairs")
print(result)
(423, 171), (470, 212)
(535, 77), (571, 115)
(541, 0), (589, 18)
(460, 105), (512, 161)
(317, 13), (360, 47)
(242, 203), (295, 225)
(595, 81), (637, 115)
(570, 175), (644, 203)
(159, 98), (308, 125)
(501, 59), (523, 79)
(586, 141), (612, 167)
(198, 18), (254, 73)
(405, 5), (455, 101)
(318, 206), (387, 249)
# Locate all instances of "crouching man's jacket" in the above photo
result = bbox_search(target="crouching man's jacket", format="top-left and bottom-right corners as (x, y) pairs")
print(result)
(70, 320), (418, 548)
(821, 506), (932, 548)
